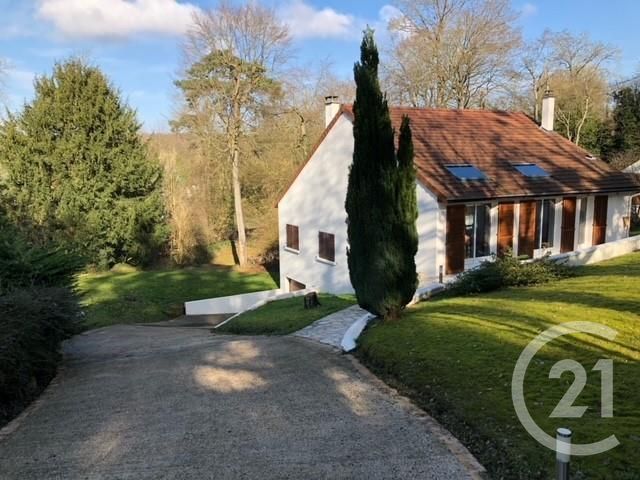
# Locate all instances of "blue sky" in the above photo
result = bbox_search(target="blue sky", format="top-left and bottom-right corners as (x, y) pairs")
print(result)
(1, 0), (639, 132)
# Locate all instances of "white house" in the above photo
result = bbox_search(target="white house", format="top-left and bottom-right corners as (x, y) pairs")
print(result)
(276, 95), (640, 294)
(623, 159), (640, 174)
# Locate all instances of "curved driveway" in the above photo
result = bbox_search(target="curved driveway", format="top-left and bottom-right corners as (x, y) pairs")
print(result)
(0, 325), (481, 479)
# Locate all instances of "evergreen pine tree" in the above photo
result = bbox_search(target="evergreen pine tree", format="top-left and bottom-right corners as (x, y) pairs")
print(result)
(0, 59), (167, 267)
(346, 29), (418, 321)
(611, 86), (640, 153)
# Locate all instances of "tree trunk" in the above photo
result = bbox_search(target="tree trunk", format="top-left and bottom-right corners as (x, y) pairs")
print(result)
(231, 148), (247, 266)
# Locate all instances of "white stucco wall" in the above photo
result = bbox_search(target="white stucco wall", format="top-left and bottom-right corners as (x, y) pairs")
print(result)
(623, 160), (640, 174)
(415, 184), (440, 283)
(278, 114), (441, 294)
(606, 194), (631, 242)
(278, 114), (355, 294)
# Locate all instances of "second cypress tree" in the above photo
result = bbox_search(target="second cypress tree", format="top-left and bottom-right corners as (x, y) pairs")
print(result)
(346, 29), (418, 321)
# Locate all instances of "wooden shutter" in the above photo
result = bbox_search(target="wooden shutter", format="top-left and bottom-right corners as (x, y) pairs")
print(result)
(318, 232), (335, 262)
(497, 203), (515, 257)
(286, 224), (299, 250)
(560, 197), (577, 253)
(592, 195), (608, 245)
(445, 205), (465, 274)
(518, 201), (537, 258)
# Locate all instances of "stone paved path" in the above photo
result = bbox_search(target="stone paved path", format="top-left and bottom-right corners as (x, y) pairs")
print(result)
(293, 304), (369, 348)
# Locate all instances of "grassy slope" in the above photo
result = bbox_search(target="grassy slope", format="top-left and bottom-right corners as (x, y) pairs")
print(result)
(357, 252), (640, 480)
(77, 267), (277, 329)
(217, 294), (356, 335)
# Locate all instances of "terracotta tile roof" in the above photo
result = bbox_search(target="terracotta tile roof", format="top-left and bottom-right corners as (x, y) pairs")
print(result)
(343, 105), (640, 201)
(277, 105), (640, 205)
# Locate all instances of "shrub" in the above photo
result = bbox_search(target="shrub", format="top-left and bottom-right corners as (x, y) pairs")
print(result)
(0, 287), (82, 425)
(447, 251), (575, 295)
(0, 226), (83, 295)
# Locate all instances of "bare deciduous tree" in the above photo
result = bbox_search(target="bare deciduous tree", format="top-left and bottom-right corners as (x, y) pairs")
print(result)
(548, 31), (618, 146)
(175, 1), (291, 266)
(384, 0), (521, 108)
(520, 30), (552, 121)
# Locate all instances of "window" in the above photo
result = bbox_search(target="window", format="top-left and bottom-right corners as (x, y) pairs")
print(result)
(464, 204), (491, 258)
(535, 199), (556, 248)
(318, 231), (335, 262)
(514, 163), (550, 177)
(447, 165), (486, 180)
(577, 198), (588, 244)
(285, 224), (299, 251)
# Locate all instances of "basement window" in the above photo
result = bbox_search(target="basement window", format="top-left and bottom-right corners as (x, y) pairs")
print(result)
(447, 165), (486, 180)
(514, 163), (550, 177)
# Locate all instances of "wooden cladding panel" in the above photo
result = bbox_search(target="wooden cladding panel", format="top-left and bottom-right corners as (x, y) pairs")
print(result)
(497, 203), (515, 257)
(518, 201), (537, 258)
(445, 205), (465, 274)
(560, 197), (577, 253)
(592, 195), (608, 245)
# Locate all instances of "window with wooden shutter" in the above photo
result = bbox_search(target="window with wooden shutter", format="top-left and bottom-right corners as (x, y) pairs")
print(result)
(318, 231), (335, 262)
(497, 203), (515, 256)
(446, 205), (466, 274)
(592, 195), (608, 245)
(518, 201), (537, 258)
(534, 199), (556, 249)
(560, 197), (577, 253)
(286, 224), (299, 251)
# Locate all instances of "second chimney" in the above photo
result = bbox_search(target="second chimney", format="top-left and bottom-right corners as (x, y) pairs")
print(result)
(324, 95), (340, 127)
(541, 90), (555, 131)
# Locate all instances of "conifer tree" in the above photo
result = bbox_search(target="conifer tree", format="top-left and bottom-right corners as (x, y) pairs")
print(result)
(346, 29), (418, 320)
(611, 86), (640, 153)
(0, 59), (167, 267)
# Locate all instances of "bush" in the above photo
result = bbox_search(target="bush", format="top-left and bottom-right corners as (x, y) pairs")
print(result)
(0, 226), (83, 295)
(0, 287), (82, 425)
(447, 251), (575, 295)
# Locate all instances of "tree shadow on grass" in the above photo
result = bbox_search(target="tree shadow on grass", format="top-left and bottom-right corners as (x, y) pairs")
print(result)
(359, 305), (640, 480)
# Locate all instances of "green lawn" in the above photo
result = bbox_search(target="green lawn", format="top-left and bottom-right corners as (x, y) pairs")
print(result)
(357, 252), (640, 480)
(77, 266), (277, 329)
(217, 294), (356, 335)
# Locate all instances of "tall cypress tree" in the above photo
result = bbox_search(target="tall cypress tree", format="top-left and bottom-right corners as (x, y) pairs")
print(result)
(346, 29), (418, 321)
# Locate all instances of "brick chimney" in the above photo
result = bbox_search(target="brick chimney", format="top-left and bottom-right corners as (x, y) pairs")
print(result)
(324, 95), (340, 127)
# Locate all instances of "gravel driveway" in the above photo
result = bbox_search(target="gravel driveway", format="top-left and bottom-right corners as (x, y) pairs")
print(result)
(0, 325), (482, 479)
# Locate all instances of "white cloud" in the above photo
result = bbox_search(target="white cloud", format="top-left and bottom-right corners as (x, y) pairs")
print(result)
(521, 3), (538, 18)
(37, 0), (201, 39)
(279, 0), (354, 39)
(378, 4), (403, 25)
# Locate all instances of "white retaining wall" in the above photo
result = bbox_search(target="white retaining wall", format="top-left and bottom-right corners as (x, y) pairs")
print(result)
(550, 234), (640, 267)
(215, 288), (315, 328)
(185, 289), (282, 316)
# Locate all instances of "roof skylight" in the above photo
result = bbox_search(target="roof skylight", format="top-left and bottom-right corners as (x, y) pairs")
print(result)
(446, 165), (486, 180)
(514, 163), (550, 177)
